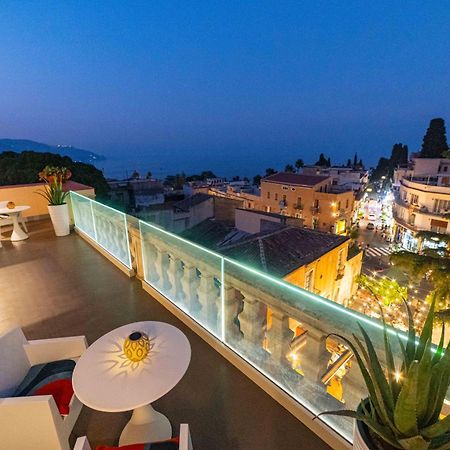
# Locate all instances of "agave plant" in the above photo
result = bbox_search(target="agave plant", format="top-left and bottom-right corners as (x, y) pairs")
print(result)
(319, 298), (450, 449)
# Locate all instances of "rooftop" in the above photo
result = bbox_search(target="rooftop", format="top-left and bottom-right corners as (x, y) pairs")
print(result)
(182, 219), (349, 277)
(0, 220), (331, 450)
(262, 172), (331, 187)
(174, 193), (212, 212)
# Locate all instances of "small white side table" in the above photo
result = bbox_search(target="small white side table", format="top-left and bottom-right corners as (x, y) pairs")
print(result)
(73, 321), (191, 445)
(0, 205), (30, 241)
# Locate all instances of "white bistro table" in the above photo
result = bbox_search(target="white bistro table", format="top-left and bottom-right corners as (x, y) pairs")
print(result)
(73, 321), (191, 446)
(0, 205), (30, 241)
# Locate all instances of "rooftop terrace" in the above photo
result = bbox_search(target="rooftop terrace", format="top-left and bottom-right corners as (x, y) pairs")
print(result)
(0, 219), (331, 450)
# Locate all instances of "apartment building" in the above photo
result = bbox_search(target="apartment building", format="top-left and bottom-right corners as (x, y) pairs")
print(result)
(260, 172), (355, 234)
(393, 157), (450, 251)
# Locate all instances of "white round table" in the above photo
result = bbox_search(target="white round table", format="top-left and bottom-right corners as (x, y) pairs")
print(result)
(73, 321), (191, 446)
(0, 205), (30, 241)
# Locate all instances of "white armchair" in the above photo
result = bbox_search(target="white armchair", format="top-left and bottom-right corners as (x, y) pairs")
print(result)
(73, 424), (193, 450)
(0, 327), (88, 450)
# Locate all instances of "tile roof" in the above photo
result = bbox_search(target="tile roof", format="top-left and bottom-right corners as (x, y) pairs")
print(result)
(263, 172), (330, 186)
(181, 219), (348, 277)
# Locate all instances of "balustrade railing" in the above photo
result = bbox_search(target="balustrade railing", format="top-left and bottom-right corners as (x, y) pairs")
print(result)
(70, 194), (449, 445)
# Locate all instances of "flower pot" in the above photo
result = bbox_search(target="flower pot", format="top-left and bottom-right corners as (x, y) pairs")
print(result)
(353, 400), (378, 450)
(48, 203), (70, 237)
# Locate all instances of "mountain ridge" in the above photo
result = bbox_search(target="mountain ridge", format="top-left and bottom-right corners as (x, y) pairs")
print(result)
(0, 138), (105, 164)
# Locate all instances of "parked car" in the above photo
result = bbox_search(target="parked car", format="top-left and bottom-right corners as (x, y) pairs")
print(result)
(367, 222), (375, 230)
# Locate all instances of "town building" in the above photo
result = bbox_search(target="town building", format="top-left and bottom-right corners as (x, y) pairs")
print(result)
(392, 157), (450, 251)
(259, 172), (355, 234)
(181, 208), (362, 305)
(108, 178), (165, 210)
(137, 193), (214, 233)
(302, 165), (369, 193)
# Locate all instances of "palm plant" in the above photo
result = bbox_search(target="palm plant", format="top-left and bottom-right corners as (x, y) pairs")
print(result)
(319, 298), (450, 449)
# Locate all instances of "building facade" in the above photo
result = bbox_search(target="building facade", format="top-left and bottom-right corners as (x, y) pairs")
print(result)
(260, 172), (355, 234)
(393, 157), (450, 251)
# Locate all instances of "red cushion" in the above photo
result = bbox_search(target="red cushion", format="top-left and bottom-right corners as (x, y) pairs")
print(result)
(33, 379), (74, 415)
(95, 437), (179, 450)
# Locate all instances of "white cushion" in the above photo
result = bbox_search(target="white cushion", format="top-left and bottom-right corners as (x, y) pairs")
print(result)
(0, 327), (31, 396)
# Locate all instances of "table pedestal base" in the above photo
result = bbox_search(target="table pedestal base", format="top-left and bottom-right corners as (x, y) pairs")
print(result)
(10, 215), (28, 241)
(119, 404), (172, 446)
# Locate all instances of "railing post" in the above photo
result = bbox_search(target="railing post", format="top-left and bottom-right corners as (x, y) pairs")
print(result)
(197, 271), (220, 331)
(167, 253), (183, 302)
(223, 285), (241, 342)
(299, 331), (329, 386)
(238, 292), (267, 348)
(180, 264), (200, 314)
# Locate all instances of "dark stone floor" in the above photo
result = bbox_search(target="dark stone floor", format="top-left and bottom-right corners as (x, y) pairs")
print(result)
(0, 220), (331, 450)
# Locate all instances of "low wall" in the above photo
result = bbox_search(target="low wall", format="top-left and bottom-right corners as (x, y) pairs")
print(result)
(0, 183), (95, 220)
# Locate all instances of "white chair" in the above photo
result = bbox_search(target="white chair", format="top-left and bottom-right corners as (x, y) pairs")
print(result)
(73, 424), (193, 450)
(0, 200), (28, 237)
(0, 327), (88, 450)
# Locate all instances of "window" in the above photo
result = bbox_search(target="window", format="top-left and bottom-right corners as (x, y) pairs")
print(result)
(337, 249), (344, 269)
(282, 194), (287, 201)
(304, 269), (315, 292)
(266, 206), (271, 212)
(291, 187), (296, 191)
(319, 186), (323, 192)
(282, 186), (288, 191)
(267, 191), (270, 199)
(409, 213), (416, 226)
(275, 193), (278, 201)
(345, 199), (349, 208)
(312, 218), (319, 229)
(337, 201), (341, 210)
(433, 199), (450, 213)
(410, 194), (419, 205)
(314, 199), (320, 208)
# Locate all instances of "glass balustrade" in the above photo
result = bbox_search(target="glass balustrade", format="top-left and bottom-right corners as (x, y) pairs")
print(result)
(70, 192), (132, 269)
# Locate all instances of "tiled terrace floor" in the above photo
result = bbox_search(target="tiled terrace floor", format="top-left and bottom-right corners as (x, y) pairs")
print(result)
(0, 220), (331, 450)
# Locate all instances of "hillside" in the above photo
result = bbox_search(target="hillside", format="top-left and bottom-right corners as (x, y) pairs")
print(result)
(0, 139), (105, 164)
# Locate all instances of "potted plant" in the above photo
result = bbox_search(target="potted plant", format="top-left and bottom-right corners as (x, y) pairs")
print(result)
(36, 166), (72, 236)
(318, 298), (450, 449)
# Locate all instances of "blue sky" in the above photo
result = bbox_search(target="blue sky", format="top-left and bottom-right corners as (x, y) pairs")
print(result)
(0, 1), (449, 175)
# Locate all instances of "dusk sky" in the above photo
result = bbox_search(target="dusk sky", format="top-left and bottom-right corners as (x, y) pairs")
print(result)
(0, 1), (449, 177)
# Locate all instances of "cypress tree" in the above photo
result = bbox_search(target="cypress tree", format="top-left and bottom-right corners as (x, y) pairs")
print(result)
(420, 118), (449, 158)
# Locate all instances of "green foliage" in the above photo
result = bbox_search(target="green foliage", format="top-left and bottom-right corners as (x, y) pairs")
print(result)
(315, 153), (331, 167)
(265, 168), (276, 176)
(295, 159), (304, 170)
(35, 178), (69, 205)
(0, 151), (109, 198)
(164, 172), (186, 189)
(185, 170), (217, 182)
(284, 164), (295, 173)
(358, 274), (407, 306)
(420, 118), (449, 158)
(253, 174), (262, 186)
(319, 299), (450, 449)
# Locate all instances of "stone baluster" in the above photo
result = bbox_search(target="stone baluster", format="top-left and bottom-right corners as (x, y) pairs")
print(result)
(197, 270), (220, 331)
(167, 253), (183, 302)
(223, 286), (242, 343)
(298, 330), (329, 387)
(153, 245), (171, 292)
(237, 292), (267, 358)
(266, 306), (294, 368)
(340, 357), (366, 409)
(180, 264), (200, 315)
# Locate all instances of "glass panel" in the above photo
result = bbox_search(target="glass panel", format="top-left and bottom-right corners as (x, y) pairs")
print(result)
(70, 192), (131, 268)
(70, 191), (96, 240)
(91, 201), (132, 268)
(222, 258), (406, 443)
(140, 220), (224, 339)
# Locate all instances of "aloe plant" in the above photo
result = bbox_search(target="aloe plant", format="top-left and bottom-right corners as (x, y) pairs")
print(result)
(319, 298), (450, 449)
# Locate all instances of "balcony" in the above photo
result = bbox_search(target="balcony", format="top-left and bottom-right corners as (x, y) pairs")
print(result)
(293, 202), (304, 210)
(310, 205), (320, 214)
(3, 191), (441, 449)
(278, 199), (287, 208)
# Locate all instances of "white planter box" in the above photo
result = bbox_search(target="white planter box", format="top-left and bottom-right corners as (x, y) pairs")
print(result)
(48, 203), (70, 236)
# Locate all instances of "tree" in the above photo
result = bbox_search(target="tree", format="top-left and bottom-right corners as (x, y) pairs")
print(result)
(420, 118), (449, 158)
(353, 153), (358, 167)
(0, 150), (110, 198)
(146, 171), (152, 179)
(357, 274), (407, 306)
(284, 164), (295, 173)
(130, 170), (140, 180)
(326, 157), (331, 167)
(390, 143), (408, 166)
(358, 159), (364, 168)
(232, 175), (240, 181)
(253, 174), (262, 186)
(315, 153), (328, 166)
(295, 159), (304, 172)
(265, 168), (276, 177)
(346, 159), (352, 168)
(390, 250), (450, 310)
